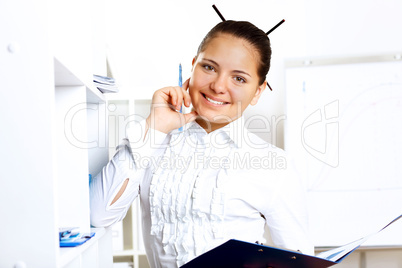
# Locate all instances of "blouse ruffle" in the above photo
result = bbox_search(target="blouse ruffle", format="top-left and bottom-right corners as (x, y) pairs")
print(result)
(148, 124), (234, 266)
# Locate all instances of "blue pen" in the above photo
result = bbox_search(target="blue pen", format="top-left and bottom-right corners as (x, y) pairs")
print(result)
(178, 63), (183, 131)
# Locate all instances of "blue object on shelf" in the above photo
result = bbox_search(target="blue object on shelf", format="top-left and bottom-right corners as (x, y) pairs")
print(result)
(59, 227), (95, 247)
(59, 232), (95, 247)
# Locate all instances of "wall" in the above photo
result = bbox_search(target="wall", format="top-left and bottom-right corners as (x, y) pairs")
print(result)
(105, 0), (402, 147)
(285, 1), (402, 266)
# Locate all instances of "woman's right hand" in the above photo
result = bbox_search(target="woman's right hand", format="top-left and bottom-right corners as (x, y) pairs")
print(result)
(146, 78), (198, 134)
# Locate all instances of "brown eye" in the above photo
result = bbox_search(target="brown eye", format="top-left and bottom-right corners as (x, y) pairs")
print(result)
(203, 64), (214, 71)
(234, 76), (246, 83)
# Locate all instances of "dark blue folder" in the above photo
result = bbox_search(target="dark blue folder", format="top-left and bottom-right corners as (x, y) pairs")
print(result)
(182, 214), (402, 267)
(181, 239), (337, 268)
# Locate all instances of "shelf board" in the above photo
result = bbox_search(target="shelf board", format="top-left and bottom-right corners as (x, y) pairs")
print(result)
(113, 249), (147, 257)
(59, 227), (106, 267)
(54, 57), (106, 103)
(87, 85), (106, 103)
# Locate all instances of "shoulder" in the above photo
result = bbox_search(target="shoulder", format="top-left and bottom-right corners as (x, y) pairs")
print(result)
(238, 129), (286, 156)
(227, 129), (291, 172)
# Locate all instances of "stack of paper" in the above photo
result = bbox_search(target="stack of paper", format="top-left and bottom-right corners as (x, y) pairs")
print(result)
(93, 74), (119, 93)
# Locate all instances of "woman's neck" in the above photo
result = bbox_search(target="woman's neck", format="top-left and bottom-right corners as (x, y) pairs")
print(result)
(195, 118), (232, 134)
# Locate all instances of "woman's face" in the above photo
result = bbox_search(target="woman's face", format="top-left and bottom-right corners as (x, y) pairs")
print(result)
(189, 34), (266, 132)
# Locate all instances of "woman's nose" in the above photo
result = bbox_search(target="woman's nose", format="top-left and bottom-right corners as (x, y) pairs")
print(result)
(211, 74), (227, 94)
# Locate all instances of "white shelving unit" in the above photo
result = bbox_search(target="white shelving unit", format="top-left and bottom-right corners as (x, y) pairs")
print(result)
(60, 228), (112, 268)
(1, 0), (112, 267)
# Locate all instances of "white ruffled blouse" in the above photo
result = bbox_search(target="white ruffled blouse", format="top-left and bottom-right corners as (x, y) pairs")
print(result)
(90, 117), (314, 267)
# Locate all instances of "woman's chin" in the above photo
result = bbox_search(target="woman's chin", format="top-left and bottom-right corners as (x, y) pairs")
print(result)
(195, 115), (234, 131)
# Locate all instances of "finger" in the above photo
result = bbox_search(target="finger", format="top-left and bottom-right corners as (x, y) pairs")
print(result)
(173, 86), (184, 111)
(182, 88), (192, 107)
(177, 110), (198, 129)
(182, 78), (190, 91)
(183, 110), (198, 123)
(181, 78), (191, 107)
(165, 86), (178, 107)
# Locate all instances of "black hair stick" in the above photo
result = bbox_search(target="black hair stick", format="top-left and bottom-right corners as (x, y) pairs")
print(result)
(266, 19), (285, 35)
(212, 5), (226, 21)
(267, 82), (273, 91)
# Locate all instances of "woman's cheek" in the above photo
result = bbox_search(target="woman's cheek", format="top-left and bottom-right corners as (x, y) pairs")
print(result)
(188, 89), (198, 110)
(229, 90), (242, 105)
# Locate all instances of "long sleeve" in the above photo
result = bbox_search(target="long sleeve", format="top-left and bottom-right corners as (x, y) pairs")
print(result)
(263, 157), (314, 255)
(89, 120), (168, 228)
(90, 139), (138, 227)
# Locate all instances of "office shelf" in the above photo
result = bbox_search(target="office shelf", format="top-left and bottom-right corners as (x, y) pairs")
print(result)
(1, 0), (112, 267)
(60, 228), (113, 268)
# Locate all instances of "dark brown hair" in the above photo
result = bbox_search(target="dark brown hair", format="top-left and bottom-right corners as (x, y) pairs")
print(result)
(196, 20), (272, 86)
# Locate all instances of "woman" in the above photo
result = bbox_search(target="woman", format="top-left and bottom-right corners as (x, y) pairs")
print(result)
(90, 20), (313, 267)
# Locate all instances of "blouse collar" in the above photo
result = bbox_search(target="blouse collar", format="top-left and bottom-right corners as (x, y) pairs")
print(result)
(171, 116), (246, 148)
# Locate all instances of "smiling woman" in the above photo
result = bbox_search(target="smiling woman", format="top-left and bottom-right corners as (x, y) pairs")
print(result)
(190, 32), (267, 132)
(148, 20), (271, 134)
(90, 19), (313, 268)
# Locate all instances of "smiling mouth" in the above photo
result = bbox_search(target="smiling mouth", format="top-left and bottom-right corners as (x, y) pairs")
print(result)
(202, 93), (229, 105)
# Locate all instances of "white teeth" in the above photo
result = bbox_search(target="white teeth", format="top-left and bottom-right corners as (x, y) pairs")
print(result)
(205, 96), (225, 105)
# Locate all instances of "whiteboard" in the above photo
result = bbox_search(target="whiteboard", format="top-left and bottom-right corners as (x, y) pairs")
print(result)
(285, 57), (402, 247)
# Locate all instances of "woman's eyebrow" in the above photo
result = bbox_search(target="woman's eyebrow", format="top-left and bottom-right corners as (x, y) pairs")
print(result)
(202, 58), (219, 66)
(202, 58), (251, 77)
(233, 69), (251, 78)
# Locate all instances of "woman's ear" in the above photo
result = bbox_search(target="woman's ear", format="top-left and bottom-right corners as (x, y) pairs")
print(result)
(191, 56), (197, 71)
(250, 81), (267, 106)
